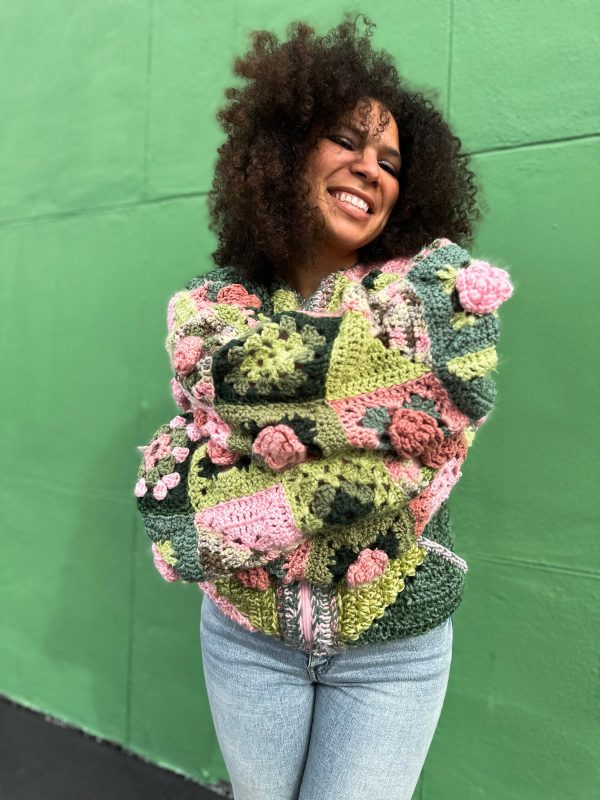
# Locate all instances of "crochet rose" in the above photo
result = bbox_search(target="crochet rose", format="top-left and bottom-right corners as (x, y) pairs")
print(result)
(216, 284), (262, 308)
(455, 260), (513, 314)
(388, 409), (444, 459)
(172, 336), (203, 374)
(421, 432), (467, 469)
(206, 439), (239, 466)
(252, 424), (307, 471)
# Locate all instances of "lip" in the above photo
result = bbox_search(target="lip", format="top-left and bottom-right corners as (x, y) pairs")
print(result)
(328, 186), (375, 215)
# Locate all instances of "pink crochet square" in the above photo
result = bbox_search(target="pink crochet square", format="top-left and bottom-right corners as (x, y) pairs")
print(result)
(196, 484), (304, 553)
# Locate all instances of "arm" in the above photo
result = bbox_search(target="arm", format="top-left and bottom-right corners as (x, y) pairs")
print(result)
(405, 238), (514, 424)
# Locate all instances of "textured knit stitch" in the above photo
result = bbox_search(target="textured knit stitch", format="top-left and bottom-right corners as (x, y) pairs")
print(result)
(135, 237), (513, 655)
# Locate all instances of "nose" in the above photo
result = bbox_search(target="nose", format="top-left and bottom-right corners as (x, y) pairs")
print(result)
(349, 147), (379, 183)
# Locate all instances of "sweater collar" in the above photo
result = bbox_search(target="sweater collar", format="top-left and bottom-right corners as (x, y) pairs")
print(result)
(269, 260), (372, 312)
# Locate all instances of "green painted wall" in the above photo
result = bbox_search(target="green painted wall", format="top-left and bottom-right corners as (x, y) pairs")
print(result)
(1, 1), (598, 797)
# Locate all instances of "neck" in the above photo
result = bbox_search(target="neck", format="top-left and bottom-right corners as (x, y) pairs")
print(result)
(284, 246), (358, 300)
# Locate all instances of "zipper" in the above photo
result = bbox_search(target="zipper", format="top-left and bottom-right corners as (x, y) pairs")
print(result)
(299, 580), (313, 648)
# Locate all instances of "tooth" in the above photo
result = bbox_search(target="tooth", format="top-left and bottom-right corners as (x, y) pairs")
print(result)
(334, 191), (368, 212)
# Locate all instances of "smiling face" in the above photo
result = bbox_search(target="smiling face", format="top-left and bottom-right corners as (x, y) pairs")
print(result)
(304, 98), (401, 268)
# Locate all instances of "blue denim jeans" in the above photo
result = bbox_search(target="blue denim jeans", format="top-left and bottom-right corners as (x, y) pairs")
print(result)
(200, 594), (453, 800)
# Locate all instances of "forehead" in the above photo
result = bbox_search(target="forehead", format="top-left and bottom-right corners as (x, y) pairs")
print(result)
(340, 99), (399, 143)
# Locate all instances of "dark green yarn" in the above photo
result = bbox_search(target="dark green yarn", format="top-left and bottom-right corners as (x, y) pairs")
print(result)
(361, 269), (383, 290)
(212, 311), (341, 404)
(354, 502), (462, 644)
(354, 553), (464, 644)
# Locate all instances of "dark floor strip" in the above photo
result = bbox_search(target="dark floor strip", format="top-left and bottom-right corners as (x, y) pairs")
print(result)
(0, 695), (233, 800)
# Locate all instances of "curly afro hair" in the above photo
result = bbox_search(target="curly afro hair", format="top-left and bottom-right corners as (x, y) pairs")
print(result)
(208, 14), (480, 285)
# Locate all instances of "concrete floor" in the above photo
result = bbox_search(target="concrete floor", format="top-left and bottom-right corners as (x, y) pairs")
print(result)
(0, 695), (232, 800)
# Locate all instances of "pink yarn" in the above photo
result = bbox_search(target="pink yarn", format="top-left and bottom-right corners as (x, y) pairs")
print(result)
(202, 409), (231, 446)
(162, 473), (181, 489)
(191, 378), (215, 402)
(169, 415), (187, 428)
(206, 439), (239, 465)
(198, 584), (259, 631)
(216, 284), (262, 308)
(388, 409), (444, 459)
(151, 543), (180, 582)
(196, 484), (304, 553)
(455, 260), (513, 314)
(171, 446), (190, 463)
(144, 433), (171, 470)
(170, 378), (191, 410)
(134, 478), (147, 497)
(185, 421), (203, 441)
(421, 432), (467, 469)
(282, 539), (312, 583)
(189, 285), (211, 309)
(252, 425), (307, 471)
(409, 457), (462, 535)
(236, 567), (271, 590)
(172, 336), (203, 375)
(346, 548), (389, 587)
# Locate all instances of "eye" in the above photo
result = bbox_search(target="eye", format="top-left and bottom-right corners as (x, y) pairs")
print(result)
(380, 161), (400, 178)
(328, 135), (354, 150)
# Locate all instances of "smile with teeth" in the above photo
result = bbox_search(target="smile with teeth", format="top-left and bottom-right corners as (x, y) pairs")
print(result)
(330, 190), (371, 214)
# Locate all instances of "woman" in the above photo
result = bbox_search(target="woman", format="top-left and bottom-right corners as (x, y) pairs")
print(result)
(135, 14), (513, 800)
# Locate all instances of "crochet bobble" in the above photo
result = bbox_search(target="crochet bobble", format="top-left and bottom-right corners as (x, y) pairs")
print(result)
(252, 424), (308, 471)
(387, 409), (444, 459)
(455, 260), (513, 315)
(134, 415), (195, 500)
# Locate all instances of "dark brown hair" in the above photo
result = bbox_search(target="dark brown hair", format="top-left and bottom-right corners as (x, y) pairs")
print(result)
(208, 14), (480, 285)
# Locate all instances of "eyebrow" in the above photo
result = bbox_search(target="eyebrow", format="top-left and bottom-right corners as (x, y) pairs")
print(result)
(339, 123), (402, 164)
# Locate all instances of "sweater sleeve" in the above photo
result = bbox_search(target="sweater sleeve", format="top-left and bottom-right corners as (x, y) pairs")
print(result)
(405, 238), (514, 425)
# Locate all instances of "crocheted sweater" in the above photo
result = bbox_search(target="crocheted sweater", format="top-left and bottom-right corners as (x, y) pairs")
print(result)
(134, 237), (513, 656)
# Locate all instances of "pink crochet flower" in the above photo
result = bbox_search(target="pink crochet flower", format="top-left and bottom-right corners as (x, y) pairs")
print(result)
(151, 543), (180, 582)
(455, 260), (513, 314)
(189, 284), (211, 309)
(144, 433), (171, 470)
(216, 284), (262, 308)
(346, 548), (389, 588)
(252, 425), (307, 471)
(172, 336), (203, 374)
(206, 439), (239, 466)
(388, 409), (444, 459)
(191, 379), (215, 402)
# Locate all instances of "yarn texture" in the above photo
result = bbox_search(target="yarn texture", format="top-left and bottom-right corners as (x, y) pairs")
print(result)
(134, 237), (513, 655)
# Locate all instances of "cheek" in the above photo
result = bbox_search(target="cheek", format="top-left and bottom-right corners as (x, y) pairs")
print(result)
(382, 182), (400, 218)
